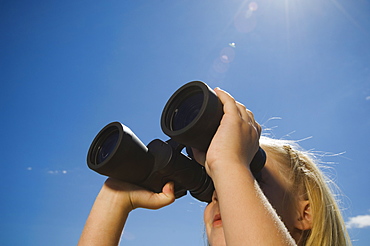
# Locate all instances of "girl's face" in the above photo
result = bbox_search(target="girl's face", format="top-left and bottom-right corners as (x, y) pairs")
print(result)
(204, 152), (299, 245)
(203, 191), (226, 246)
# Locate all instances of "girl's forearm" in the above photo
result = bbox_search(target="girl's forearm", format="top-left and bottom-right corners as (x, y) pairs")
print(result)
(78, 183), (132, 246)
(210, 162), (296, 246)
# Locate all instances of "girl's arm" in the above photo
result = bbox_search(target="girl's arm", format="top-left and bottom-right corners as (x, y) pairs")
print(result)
(204, 88), (296, 246)
(78, 178), (175, 246)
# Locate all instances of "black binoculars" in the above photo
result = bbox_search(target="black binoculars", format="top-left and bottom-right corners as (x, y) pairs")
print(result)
(87, 81), (266, 203)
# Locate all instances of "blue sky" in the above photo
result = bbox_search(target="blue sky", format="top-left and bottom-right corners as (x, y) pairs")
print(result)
(1, 0), (369, 245)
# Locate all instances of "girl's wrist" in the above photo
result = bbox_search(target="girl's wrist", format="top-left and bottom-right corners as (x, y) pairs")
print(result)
(206, 159), (252, 181)
(98, 180), (135, 213)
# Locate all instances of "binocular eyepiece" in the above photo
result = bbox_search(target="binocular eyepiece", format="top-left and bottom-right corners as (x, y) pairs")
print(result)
(87, 81), (266, 203)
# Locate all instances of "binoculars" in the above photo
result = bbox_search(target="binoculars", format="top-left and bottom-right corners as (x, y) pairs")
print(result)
(87, 81), (266, 203)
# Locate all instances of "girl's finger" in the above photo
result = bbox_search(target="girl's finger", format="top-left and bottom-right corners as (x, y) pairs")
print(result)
(214, 87), (240, 116)
(235, 102), (252, 121)
(235, 99), (262, 137)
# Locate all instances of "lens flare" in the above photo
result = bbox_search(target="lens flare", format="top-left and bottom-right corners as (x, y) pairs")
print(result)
(213, 58), (229, 73)
(249, 2), (258, 11)
(229, 42), (236, 48)
(219, 47), (235, 63)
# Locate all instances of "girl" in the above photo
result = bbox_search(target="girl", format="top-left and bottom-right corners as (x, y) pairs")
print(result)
(79, 88), (351, 246)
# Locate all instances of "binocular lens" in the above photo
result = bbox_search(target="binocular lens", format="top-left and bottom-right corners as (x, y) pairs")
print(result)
(92, 126), (120, 165)
(98, 129), (119, 164)
(171, 92), (203, 131)
(161, 81), (224, 152)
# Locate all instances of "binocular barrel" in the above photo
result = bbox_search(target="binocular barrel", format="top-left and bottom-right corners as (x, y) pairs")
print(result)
(87, 81), (266, 203)
(87, 123), (213, 201)
(161, 81), (266, 174)
(87, 122), (154, 185)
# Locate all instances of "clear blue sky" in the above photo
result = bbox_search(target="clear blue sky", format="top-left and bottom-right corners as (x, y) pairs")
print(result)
(1, 0), (369, 245)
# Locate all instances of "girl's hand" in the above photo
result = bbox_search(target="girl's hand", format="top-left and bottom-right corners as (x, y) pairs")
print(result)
(192, 88), (261, 177)
(103, 178), (175, 211)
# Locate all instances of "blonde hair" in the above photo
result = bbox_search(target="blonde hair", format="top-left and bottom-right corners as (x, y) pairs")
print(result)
(259, 136), (352, 246)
